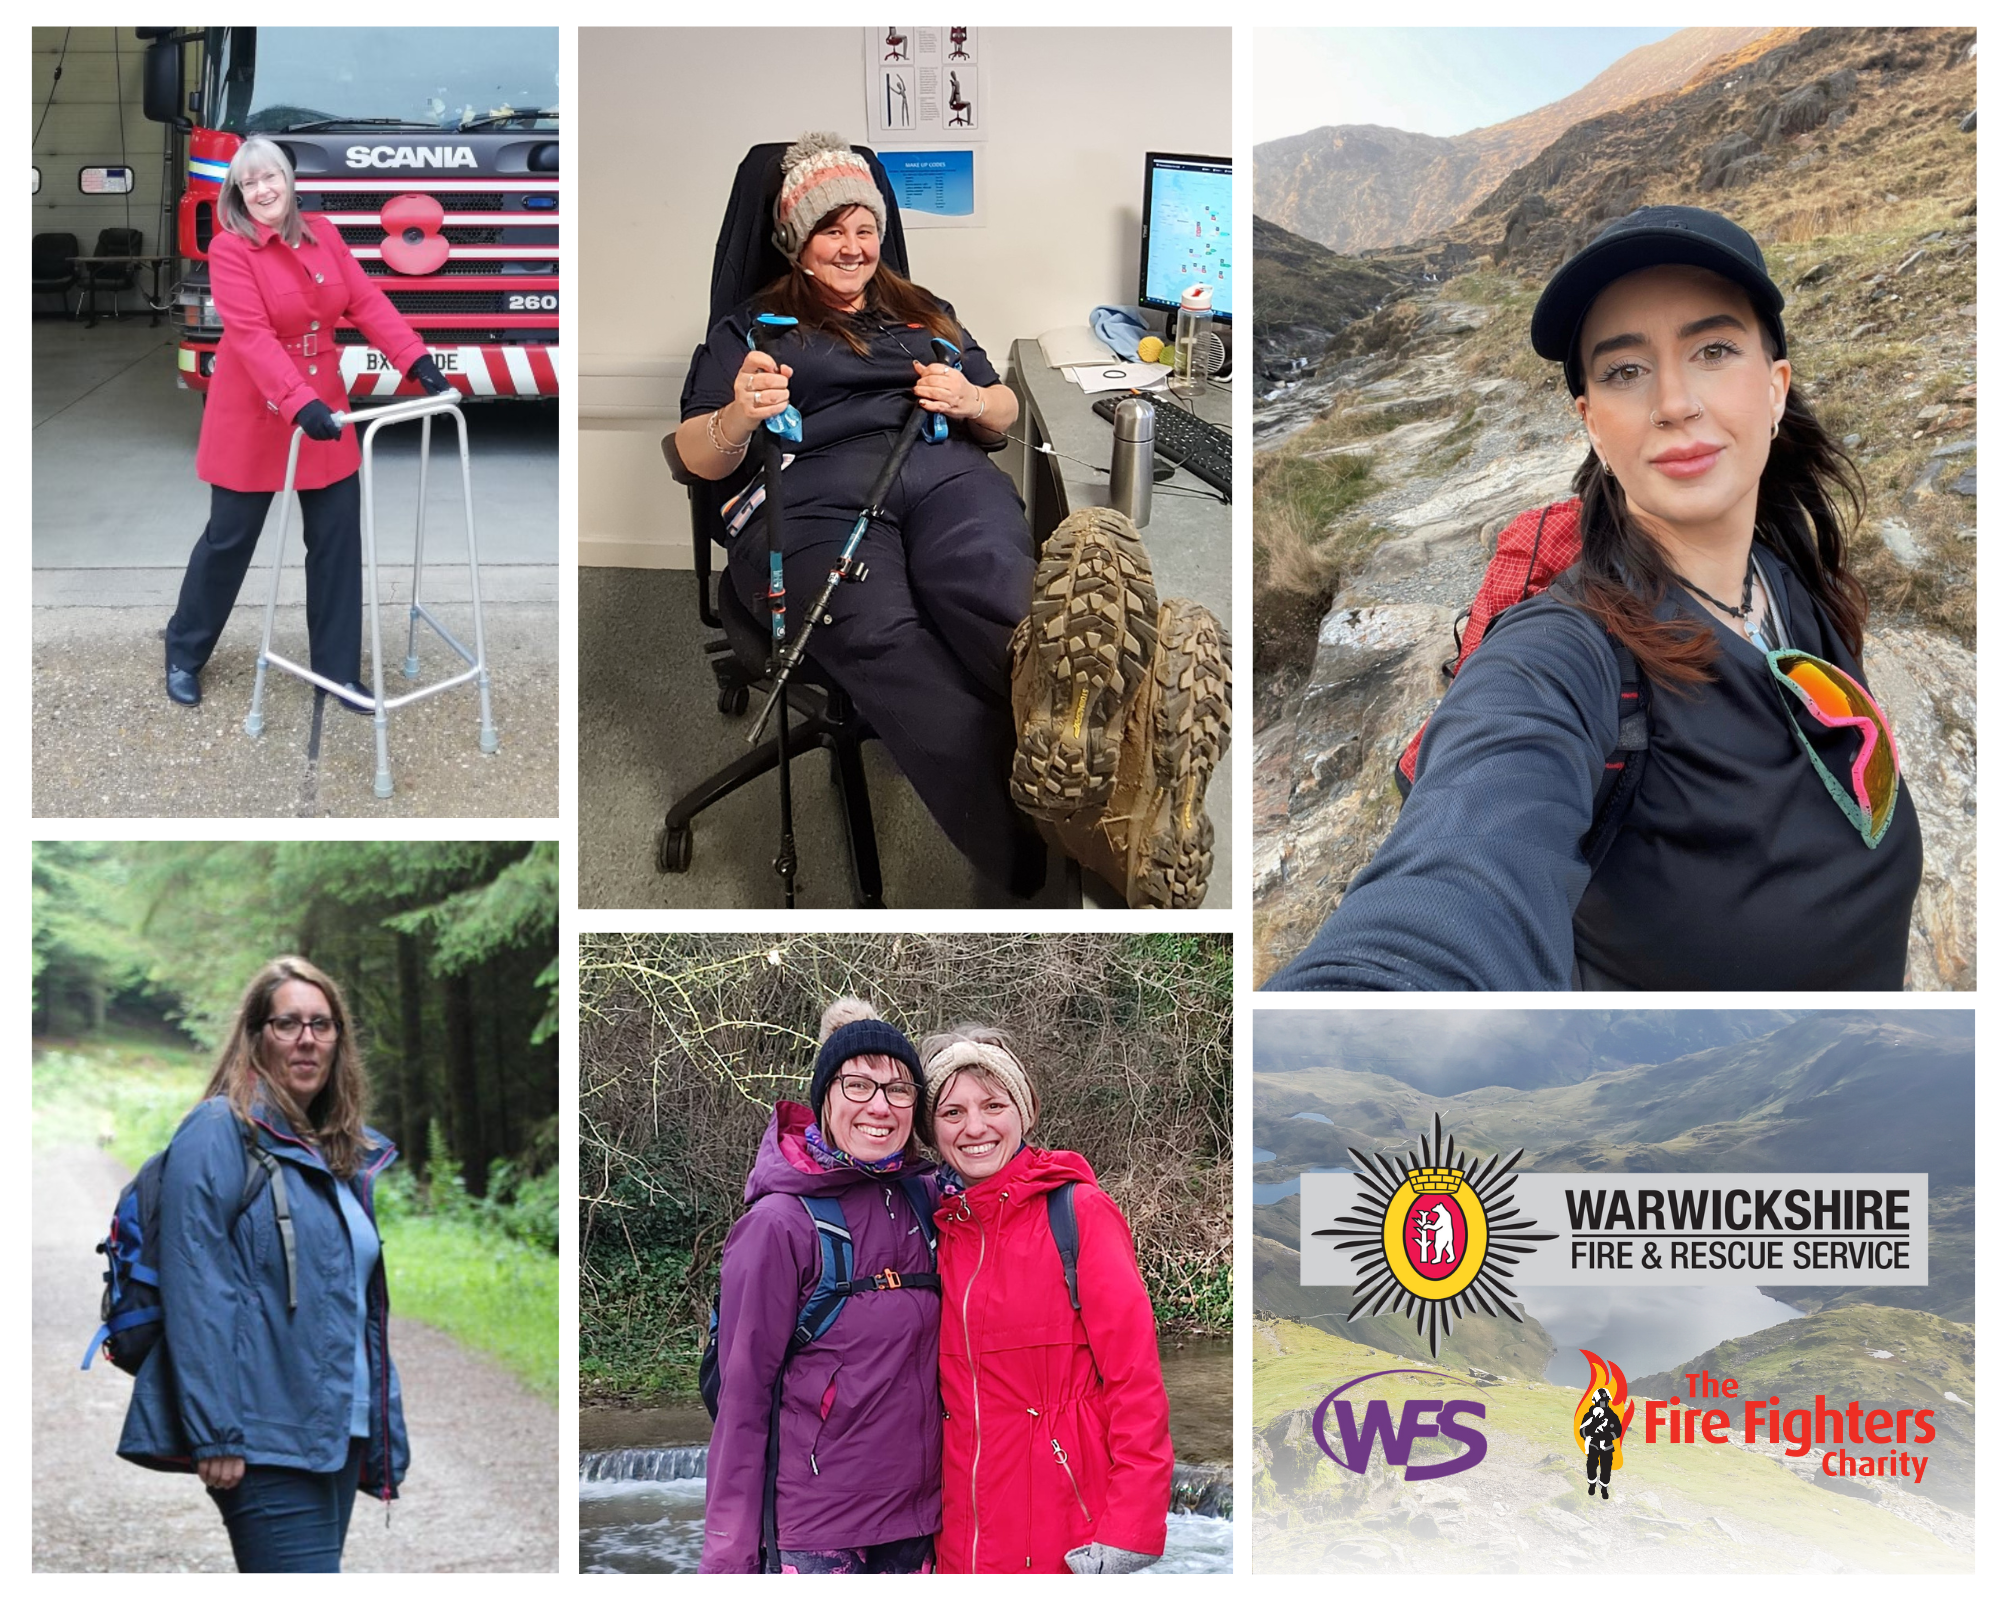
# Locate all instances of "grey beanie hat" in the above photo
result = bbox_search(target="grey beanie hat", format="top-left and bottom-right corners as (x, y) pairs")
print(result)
(772, 131), (888, 262)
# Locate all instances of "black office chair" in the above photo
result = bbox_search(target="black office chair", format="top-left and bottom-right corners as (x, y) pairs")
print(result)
(33, 232), (81, 317)
(79, 227), (145, 319)
(655, 142), (912, 908)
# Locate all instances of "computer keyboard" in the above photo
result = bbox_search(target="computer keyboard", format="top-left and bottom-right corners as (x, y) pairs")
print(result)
(1091, 394), (1233, 501)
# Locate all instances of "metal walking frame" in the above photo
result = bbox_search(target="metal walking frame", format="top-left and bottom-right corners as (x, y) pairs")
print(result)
(243, 391), (499, 798)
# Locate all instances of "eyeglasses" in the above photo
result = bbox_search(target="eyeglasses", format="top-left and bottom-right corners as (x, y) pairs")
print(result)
(265, 1014), (339, 1043)
(1767, 649), (1900, 846)
(835, 1074), (918, 1108)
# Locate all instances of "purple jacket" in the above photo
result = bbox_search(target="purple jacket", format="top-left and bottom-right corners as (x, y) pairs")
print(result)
(699, 1102), (943, 1572)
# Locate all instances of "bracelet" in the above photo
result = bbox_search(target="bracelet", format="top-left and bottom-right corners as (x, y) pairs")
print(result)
(972, 390), (987, 422)
(707, 408), (749, 456)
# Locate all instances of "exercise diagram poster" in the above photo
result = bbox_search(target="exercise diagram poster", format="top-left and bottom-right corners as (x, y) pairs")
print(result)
(865, 26), (982, 142)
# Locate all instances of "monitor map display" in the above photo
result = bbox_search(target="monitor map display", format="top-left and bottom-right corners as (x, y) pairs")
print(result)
(1145, 164), (1232, 319)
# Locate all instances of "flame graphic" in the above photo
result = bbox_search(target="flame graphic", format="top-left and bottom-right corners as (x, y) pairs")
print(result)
(1573, 1348), (1635, 1469)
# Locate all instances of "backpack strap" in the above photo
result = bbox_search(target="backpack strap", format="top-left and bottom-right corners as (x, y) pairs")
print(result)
(1580, 636), (1652, 872)
(240, 1123), (299, 1314)
(1046, 1182), (1081, 1313)
(897, 1174), (938, 1261)
(794, 1195), (858, 1347)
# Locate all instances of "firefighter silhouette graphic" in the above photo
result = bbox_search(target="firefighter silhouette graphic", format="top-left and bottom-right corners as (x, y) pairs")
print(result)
(1571, 1349), (1635, 1501)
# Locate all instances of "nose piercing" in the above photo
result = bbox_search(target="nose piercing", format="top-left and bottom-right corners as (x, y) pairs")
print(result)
(1650, 403), (1704, 429)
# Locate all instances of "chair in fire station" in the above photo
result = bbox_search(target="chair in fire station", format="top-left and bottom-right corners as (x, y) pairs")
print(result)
(79, 227), (146, 320)
(654, 141), (912, 908)
(33, 232), (81, 318)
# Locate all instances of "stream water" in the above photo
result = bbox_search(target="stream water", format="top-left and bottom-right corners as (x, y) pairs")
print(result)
(578, 1337), (1233, 1573)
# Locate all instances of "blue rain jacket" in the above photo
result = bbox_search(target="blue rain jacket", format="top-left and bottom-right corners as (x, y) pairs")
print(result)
(117, 1095), (409, 1501)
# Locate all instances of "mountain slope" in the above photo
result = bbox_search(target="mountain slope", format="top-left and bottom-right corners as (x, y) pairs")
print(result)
(1256, 27), (1777, 252)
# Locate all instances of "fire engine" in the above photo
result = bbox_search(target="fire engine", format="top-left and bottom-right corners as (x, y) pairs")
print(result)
(143, 27), (558, 401)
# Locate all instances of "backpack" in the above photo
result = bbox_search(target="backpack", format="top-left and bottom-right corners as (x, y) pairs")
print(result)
(698, 1175), (939, 1573)
(1393, 499), (1652, 872)
(82, 1118), (297, 1374)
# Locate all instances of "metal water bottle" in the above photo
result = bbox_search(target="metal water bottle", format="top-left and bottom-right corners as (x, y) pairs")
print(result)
(1108, 396), (1155, 528)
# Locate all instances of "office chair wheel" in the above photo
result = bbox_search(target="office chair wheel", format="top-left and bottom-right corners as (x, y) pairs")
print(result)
(717, 684), (750, 718)
(657, 822), (694, 873)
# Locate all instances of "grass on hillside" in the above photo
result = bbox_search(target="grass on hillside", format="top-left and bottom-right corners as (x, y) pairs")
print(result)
(1255, 1318), (1968, 1572)
(35, 1036), (556, 1398)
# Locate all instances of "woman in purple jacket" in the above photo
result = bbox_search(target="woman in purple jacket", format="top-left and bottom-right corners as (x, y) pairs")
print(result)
(700, 1000), (942, 1574)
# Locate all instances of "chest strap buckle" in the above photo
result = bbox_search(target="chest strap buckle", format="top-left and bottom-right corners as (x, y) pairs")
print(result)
(872, 1268), (903, 1290)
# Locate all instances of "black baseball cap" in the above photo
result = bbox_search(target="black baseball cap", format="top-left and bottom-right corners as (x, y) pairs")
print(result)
(1531, 205), (1787, 396)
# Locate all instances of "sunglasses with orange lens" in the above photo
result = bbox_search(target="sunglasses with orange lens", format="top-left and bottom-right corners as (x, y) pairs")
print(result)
(1767, 649), (1900, 847)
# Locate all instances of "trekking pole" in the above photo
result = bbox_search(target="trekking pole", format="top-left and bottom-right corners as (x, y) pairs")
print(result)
(745, 336), (962, 745)
(746, 313), (803, 905)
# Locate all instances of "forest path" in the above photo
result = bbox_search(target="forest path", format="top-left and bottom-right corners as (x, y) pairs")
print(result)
(34, 1142), (559, 1572)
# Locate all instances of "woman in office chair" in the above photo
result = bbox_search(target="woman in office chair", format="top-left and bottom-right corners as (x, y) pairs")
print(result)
(163, 136), (453, 710)
(676, 132), (1041, 897)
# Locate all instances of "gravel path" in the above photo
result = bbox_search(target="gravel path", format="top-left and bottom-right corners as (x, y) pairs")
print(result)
(34, 1143), (558, 1572)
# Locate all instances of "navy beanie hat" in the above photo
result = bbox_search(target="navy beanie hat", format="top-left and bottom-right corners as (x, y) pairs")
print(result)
(809, 1018), (925, 1118)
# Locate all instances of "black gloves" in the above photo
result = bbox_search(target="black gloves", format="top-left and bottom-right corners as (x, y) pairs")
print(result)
(409, 355), (454, 396)
(295, 400), (343, 441)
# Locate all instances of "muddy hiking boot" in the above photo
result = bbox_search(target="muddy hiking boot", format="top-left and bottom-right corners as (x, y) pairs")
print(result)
(1010, 508), (1231, 908)
(1010, 506), (1158, 818)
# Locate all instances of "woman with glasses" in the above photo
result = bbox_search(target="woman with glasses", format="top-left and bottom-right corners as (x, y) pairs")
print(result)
(700, 999), (943, 1573)
(163, 135), (454, 710)
(118, 956), (408, 1571)
(1269, 205), (1921, 992)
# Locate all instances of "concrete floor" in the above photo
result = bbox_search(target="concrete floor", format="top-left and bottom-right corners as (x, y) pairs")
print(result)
(578, 566), (1232, 911)
(32, 318), (558, 818)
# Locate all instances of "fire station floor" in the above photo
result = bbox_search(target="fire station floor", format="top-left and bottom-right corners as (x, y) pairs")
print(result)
(31, 318), (558, 818)
(576, 566), (1234, 911)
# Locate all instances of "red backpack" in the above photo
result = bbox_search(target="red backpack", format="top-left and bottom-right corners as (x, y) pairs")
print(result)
(1393, 498), (1651, 871)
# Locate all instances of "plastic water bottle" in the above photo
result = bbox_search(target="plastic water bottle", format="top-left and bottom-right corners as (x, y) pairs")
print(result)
(1171, 283), (1214, 397)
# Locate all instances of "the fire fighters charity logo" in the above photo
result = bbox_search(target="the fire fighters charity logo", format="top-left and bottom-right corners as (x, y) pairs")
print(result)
(1314, 1113), (1554, 1355)
(1574, 1349), (1634, 1501)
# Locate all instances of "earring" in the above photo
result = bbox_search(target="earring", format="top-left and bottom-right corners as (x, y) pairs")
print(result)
(1771, 418), (1780, 440)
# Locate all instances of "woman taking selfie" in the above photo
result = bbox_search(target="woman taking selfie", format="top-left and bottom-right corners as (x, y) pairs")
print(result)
(117, 957), (407, 1572)
(925, 1028), (1172, 1573)
(700, 1001), (942, 1573)
(1270, 205), (1920, 992)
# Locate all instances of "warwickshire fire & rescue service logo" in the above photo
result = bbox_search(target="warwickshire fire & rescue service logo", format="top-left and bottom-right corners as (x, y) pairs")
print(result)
(1314, 1113), (1554, 1356)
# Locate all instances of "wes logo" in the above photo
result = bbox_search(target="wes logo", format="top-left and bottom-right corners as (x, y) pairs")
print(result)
(1311, 1368), (1487, 1482)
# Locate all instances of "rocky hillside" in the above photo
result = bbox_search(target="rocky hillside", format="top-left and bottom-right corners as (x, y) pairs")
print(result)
(1256, 28), (1776, 253)
(1252, 26), (1977, 990)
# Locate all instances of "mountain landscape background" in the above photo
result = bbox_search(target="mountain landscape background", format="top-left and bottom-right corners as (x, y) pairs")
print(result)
(1251, 1011), (1975, 1567)
(1251, 27), (1977, 990)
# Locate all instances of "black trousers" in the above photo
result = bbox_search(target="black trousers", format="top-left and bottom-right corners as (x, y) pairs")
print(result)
(727, 438), (1036, 890)
(167, 474), (362, 682)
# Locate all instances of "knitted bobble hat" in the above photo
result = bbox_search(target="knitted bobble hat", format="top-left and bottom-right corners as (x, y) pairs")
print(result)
(809, 1018), (925, 1120)
(772, 132), (887, 262)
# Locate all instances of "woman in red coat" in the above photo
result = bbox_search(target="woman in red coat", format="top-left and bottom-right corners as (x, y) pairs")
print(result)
(164, 136), (453, 708)
(924, 1028), (1174, 1573)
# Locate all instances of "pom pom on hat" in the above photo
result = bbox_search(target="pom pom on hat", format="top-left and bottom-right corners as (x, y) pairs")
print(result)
(773, 131), (888, 262)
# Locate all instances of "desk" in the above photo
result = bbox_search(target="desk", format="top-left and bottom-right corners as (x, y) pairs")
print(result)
(1009, 338), (1234, 908)
(69, 254), (176, 329)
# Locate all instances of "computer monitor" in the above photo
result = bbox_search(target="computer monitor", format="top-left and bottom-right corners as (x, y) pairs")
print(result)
(1137, 152), (1232, 325)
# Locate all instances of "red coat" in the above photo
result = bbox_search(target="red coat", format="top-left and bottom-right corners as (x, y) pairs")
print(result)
(935, 1146), (1174, 1573)
(196, 220), (430, 492)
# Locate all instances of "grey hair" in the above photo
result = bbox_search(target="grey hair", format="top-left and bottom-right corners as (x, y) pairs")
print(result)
(217, 136), (314, 247)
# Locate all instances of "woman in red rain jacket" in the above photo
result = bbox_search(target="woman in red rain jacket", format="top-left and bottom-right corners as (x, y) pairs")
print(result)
(925, 1027), (1173, 1574)
(164, 136), (453, 709)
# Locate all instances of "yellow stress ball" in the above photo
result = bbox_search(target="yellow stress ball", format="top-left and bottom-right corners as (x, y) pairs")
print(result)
(1137, 335), (1165, 364)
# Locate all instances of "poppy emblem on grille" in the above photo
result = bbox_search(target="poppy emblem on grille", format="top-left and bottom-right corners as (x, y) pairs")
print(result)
(380, 193), (448, 274)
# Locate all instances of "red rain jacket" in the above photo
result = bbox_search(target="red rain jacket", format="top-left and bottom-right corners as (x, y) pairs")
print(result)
(196, 220), (429, 493)
(935, 1145), (1173, 1573)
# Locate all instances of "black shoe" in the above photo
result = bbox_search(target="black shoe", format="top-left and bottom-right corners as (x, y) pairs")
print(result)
(336, 682), (375, 716)
(166, 666), (201, 706)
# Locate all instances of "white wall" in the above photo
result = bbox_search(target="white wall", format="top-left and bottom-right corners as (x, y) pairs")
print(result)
(31, 27), (173, 304)
(579, 25), (1231, 567)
